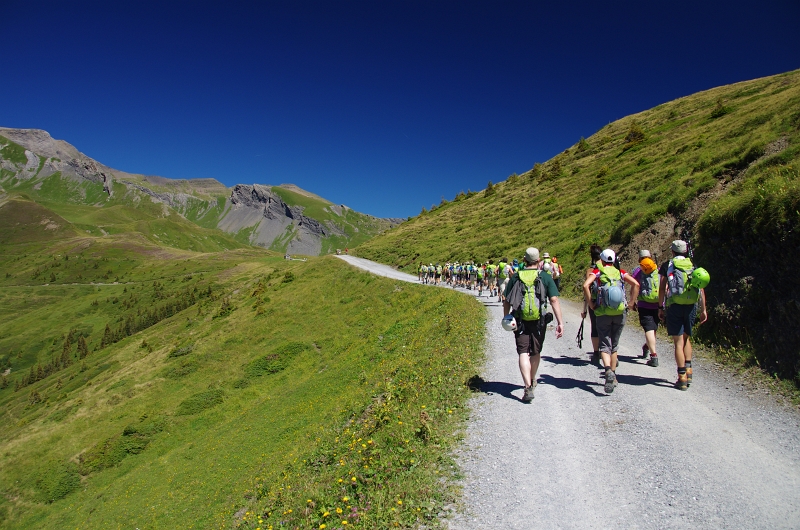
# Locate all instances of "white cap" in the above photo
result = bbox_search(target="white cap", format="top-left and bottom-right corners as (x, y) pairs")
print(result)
(600, 249), (616, 263)
(524, 247), (540, 263)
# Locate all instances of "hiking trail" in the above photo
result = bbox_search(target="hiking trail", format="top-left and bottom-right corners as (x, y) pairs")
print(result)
(336, 255), (800, 529)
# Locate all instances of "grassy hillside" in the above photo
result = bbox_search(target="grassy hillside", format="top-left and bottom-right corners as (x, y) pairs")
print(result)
(0, 168), (245, 252)
(356, 69), (800, 382)
(0, 232), (484, 528)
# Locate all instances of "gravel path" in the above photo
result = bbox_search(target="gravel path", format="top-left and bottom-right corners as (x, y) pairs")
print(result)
(336, 256), (800, 529)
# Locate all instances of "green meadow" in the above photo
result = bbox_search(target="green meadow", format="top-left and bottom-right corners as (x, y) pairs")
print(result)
(0, 228), (484, 528)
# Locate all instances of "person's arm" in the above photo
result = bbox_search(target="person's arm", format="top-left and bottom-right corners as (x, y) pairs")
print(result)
(582, 273), (597, 310)
(697, 288), (708, 324)
(549, 296), (564, 339)
(624, 273), (639, 310)
(658, 274), (668, 320)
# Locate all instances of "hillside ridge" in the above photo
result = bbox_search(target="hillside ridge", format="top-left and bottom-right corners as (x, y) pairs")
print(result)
(0, 128), (400, 254)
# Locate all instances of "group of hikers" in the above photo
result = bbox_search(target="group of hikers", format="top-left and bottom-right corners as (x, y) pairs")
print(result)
(421, 240), (709, 402)
(417, 255), (564, 297)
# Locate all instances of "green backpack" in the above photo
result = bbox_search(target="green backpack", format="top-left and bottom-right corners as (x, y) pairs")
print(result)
(515, 269), (547, 321)
(666, 257), (700, 306)
(594, 265), (626, 316)
(638, 269), (659, 304)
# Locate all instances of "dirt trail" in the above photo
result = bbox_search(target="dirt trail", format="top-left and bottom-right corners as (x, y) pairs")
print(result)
(336, 256), (800, 529)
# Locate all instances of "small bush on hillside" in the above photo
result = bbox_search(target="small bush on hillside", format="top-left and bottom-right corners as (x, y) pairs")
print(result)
(622, 121), (646, 150)
(175, 389), (225, 416)
(710, 97), (732, 119)
(169, 343), (194, 358)
(529, 162), (543, 180)
(244, 342), (311, 378)
(34, 460), (81, 503)
(484, 181), (496, 197)
(577, 136), (590, 152)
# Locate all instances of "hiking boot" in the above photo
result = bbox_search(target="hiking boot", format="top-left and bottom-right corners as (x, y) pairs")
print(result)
(646, 355), (659, 367)
(641, 344), (649, 359)
(604, 371), (616, 394)
(686, 367), (693, 386)
(522, 385), (535, 403)
(675, 373), (688, 391)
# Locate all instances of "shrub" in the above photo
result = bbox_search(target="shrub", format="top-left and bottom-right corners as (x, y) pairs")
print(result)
(245, 342), (311, 377)
(35, 460), (81, 503)
(622, 121), (646, 150)
(710, 97), (731, 118)
(175, 389), (225, 415)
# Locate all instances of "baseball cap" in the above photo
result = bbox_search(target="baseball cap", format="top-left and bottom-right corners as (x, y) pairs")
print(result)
(639, 249), (651, 259)
(600, 249), (616, 263)
(671, 240), (688, 253)
(524, 247), (540, 263)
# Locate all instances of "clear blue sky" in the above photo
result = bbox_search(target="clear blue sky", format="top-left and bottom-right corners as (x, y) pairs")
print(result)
(2, 1), (799, 218)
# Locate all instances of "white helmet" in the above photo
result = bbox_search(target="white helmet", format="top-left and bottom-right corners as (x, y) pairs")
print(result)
(501, 314), (518, 332)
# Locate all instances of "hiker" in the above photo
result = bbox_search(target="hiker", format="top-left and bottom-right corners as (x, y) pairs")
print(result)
(552, 256), (563, 291)
(503, 247), (564, 402)
(582, 248), (639, 394)
(631, 249), (661, 367)
(658, 240), (709, 390)
(580, 244), (603, 365)
(498, 257), (510, 302)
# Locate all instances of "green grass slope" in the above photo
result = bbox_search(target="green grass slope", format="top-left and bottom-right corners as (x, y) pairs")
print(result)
(0, 235), (484, 528)
(0, 168), (244, 252)
(356, 69), (800, 382)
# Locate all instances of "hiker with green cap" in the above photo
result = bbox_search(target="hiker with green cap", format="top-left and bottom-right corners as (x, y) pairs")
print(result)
(583, 248), (639, 394)
(658, 240), (709, 390)
(503, 247), (564, 403)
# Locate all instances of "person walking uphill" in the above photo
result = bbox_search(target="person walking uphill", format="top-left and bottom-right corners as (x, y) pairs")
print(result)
(583, 249), (639, 394)
(632, 249), (661, 367)
(658, 240), (710, 390)
(502, 247), (564, 403)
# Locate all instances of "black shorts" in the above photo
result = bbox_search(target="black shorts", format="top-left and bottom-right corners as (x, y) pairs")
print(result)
(638, 307), (660, 332)
(514, 320), (545, 356)
(666, 303), (697, 337)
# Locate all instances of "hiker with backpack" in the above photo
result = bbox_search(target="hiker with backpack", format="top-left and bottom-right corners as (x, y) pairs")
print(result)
(582, 249), (640, 394)
(551, 256), (563, 291)
(581, 244), (604, 365)
(631, 249), (661, 367)
(658, 240), (710, 391)
(502, 247), (564, 403)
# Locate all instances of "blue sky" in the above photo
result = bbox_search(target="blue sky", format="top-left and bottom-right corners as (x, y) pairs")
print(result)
(2, 1), (799, 218)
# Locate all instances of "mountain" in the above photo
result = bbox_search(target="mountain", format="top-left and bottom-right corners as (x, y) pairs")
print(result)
(0, 127), (401, 255)
(355, 69), (800, 382)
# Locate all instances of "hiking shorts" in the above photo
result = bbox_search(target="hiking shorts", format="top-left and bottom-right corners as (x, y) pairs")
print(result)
(666, 303), (697, 337)
(596, 314), (624, 354)
(514, 320), (545, 356)
(638, 307), (660, 332)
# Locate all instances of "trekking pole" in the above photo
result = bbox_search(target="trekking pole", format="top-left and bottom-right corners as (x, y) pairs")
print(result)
(576, 316), (585, 349)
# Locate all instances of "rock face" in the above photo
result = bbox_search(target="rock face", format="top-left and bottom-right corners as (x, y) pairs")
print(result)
(0, 127), (400, 254)
(222, 184), (347, 255)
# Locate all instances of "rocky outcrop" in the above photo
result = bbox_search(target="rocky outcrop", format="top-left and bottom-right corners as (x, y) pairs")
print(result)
(225, 184), (349, 254)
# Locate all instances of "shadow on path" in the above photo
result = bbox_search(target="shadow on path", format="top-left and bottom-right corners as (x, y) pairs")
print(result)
(542, 354), (592, 368)
(477, 380), (524, 401)
(537, 373), (606, 397)
(616, 373), (674, 389)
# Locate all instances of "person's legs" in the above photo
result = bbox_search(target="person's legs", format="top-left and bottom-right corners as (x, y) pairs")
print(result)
(518, 352), (533, 388)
